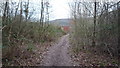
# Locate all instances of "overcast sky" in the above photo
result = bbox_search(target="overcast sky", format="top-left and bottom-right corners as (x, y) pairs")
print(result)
(50, 0), (71, 20)
(30, 0), (72, 20)
(0, 0), (72, 20)
(1, 0), (119, 21)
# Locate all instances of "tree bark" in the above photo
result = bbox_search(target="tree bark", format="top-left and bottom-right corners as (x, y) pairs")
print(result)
(92, 1), (97, 46)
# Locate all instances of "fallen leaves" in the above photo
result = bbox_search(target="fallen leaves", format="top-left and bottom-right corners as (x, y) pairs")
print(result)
(9, 42), (53, 66)
(69, 47), (118, 66)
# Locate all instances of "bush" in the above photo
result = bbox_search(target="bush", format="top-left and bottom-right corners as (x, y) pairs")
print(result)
(2, 18), (64, 65)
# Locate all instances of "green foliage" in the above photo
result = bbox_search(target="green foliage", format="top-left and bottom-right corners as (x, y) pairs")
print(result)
(2, 17), (64, 65)
(70, 18), (93, 53)
(27, 42), (35, 52)
(99, 62), (106, 66)
(96, 10), (118, 57)
(70, 8), (118, 58)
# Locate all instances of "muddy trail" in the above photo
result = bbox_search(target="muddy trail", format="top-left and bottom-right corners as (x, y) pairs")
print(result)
(41, 34), (76, 66)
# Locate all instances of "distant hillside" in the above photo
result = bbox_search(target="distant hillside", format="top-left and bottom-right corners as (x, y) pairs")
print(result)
(50, 19), (72, 26)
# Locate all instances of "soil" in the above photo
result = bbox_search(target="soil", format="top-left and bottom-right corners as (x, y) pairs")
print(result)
(41, 34), (78, 66)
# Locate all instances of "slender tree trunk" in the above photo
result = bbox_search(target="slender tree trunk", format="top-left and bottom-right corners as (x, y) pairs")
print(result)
(25, 0), (29, 22)
(2, 2), (8, 26)
(40, 0), (44, 27)
(92, 1), (97, 46)
(20, 1), (22, 23)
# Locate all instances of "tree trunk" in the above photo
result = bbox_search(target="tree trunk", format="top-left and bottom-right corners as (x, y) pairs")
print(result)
(92, 1), (97, 46)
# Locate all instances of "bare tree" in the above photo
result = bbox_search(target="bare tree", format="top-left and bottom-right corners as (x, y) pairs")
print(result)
(24, 0), (29, 22)
(92, 1), (97, 46)
(40, 0), (44, 27)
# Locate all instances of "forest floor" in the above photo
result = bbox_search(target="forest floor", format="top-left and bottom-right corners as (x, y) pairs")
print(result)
(41, 34), (118, 66)
(10, 42), (53, 66)
(9, 34), (118, 66)
(9, 34), (76, 66)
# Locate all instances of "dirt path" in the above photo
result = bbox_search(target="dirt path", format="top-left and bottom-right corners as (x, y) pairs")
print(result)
(41, 34), (75, 66)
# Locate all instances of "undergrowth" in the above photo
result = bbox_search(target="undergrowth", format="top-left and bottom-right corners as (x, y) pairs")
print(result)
(2, 20), (65, 66)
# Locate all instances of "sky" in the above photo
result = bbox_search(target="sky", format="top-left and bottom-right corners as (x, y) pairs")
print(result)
(0, 0), (72, 20)
(50, 0), (71, 20)
(29, 0), (72, 20)
(6, 0), (72, 21)
(1, 0), (119, 21)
